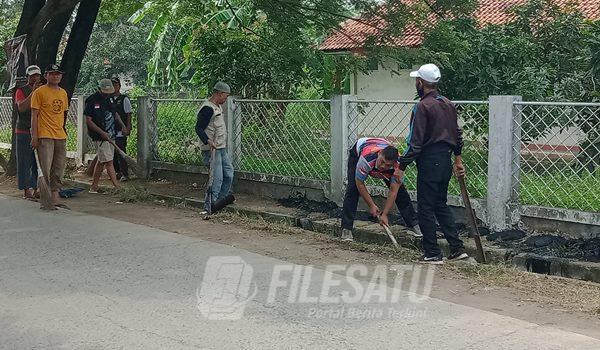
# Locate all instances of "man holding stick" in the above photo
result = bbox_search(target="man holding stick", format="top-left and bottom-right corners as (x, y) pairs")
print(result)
(30, 64), (69, 210)
(340, 137), (420, 242)
(401, 63), (469, 264)
(195, 82), (234, 214)
(85, 79), (126, 193)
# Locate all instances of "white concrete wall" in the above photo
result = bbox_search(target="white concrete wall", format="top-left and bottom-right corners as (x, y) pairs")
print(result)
(350, 60), (416, 141)
(351, 60), (416, 100)
(349, 60), (586, 153)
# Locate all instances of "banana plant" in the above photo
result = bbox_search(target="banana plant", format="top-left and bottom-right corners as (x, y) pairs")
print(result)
(129, 0), (257, 90)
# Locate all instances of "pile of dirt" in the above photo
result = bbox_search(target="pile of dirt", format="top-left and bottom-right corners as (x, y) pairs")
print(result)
(277, 193), (413, 226)
(488, 231), (600, 263)
(277, 195), (600, 263)
(277, 193), (340, 217)
(522, 236), (600, 262)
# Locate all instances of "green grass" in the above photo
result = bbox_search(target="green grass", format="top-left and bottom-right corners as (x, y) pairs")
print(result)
(154, 102), (201, 164)
(0, 127), (10, 144)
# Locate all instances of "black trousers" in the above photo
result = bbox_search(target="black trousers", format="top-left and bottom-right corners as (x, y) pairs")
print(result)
(341, 148), (417, 230)
(416, 145), (464, 257)
(114, 136), (128, 177)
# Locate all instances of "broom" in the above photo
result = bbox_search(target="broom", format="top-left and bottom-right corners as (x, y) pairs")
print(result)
(107, 139), (138, 175)
(34, 151), (54, 209)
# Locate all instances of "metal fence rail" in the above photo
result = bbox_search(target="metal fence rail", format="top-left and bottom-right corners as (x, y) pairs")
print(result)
(514, 101), (600, 212)
(347, 100), (489, 199)
(233, 99), (331, 180)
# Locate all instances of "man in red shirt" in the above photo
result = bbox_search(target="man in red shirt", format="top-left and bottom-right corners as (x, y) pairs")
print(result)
(14, 65), (43, 200)
(340, 137), (420, 242)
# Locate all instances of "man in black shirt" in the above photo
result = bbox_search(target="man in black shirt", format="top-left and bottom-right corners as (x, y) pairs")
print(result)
(111, 77), (133, 181)
(400, 64), (468, 264)
(85, 79), (125, 193)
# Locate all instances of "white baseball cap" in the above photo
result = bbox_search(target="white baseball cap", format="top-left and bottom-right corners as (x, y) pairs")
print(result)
(26, 65), (42, 76)
(410, 64), (441, 83)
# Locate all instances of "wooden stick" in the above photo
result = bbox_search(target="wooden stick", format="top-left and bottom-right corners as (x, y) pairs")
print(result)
(34, 151), (53, 210)
(379, 217), (400, 249)
(457, 175), (487, 263)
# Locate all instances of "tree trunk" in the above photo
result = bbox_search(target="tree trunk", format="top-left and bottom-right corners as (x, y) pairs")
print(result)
(15, 0), (46, 36)
(36, 9), (74, 69)
(7, 0), (99, 175)
(60, 0), (101, 98)
(7, 0), (46, 176)
(27, 0), (82, 61)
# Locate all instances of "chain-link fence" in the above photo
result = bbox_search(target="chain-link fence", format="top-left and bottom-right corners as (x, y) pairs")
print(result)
(347, 100), (488, 199)
(143, 95), (599, 221)
(0, 96), (79, 151)
(149, 98), (331, 179)
(0, 97), (13, 146)
(514, 102), (600, 212)
(149, 99), (205, 165)
(233, 100), (331, 180)
(66, 98), (79, 152)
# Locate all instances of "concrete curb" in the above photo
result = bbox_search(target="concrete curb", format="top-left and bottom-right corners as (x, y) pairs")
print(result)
(70, 180), (600, 283)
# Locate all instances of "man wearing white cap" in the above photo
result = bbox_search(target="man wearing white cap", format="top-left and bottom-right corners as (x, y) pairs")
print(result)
(14, 65), (43, 200)
(400, 64), (468, 264)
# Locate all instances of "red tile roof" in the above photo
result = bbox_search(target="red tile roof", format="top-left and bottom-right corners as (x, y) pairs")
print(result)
(320, 0), (600, 51)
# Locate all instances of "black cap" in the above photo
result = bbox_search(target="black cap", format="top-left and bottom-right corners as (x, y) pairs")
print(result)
(45, 64), (64, 74)
(111, 76), (120, 84)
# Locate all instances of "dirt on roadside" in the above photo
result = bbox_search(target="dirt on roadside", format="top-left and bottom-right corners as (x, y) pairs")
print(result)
(1, 174), (599, 339)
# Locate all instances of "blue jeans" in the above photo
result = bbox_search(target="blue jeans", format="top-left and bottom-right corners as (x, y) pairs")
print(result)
(202, 149), (234, 211)
(16, 133), (38, 190)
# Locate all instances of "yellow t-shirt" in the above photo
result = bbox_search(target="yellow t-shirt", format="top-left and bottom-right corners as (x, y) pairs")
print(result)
(30, 85), (69, 139)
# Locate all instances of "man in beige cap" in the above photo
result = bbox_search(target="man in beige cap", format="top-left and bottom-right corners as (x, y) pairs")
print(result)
(195, 82), (234, 213)
(85, 78), (126, 193)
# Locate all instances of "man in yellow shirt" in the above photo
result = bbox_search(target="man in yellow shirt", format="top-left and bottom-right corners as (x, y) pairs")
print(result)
(30, 64), (69, 210)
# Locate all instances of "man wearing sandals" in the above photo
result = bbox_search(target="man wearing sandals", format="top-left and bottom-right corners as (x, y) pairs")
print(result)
(86, 79), (126, 193)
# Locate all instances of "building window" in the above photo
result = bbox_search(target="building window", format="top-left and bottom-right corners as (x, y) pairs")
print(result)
(367, 56), (378, 71)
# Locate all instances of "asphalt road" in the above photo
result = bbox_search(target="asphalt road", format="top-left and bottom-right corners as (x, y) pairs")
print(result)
(1, 194), (599, 349)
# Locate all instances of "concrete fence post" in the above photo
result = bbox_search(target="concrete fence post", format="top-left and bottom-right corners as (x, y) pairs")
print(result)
(136, 96), (152, 179)
(75, 95), (86, 165)
(487, 95), (522, 231)
(225, 96), (242, 169)
(329, 95), (355, 205)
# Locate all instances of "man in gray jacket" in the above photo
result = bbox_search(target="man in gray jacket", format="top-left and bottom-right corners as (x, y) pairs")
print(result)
(195, 82), (234, 212)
